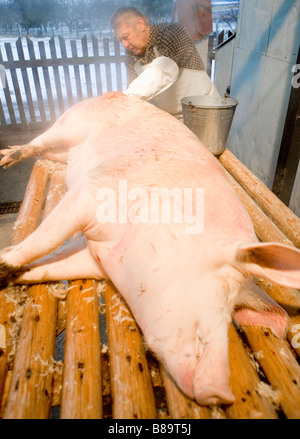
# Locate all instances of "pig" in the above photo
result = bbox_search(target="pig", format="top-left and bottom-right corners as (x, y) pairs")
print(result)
(1, 91), (300, 406)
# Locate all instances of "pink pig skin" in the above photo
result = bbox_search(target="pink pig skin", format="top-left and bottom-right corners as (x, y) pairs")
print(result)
(1, 92), (300, 406)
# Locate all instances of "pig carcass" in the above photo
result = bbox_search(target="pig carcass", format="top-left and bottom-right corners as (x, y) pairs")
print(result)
(1, 91), (300, 406)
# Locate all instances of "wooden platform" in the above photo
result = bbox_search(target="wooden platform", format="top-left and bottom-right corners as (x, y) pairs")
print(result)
(1, 149), (300, 419)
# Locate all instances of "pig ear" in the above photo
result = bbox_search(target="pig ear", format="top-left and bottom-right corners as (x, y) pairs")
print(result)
(236, 242), (300, 289)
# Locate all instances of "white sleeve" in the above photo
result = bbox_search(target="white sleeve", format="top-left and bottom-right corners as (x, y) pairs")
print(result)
(124, 56), (179, 101)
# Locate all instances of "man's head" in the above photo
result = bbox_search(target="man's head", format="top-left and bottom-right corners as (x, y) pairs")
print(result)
(111, 6), (150, 55)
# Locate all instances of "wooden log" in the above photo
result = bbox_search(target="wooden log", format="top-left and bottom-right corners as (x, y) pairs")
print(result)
(2, 167), (64, 418)
(0, 290), (22, 411)
(104, 282), (156, 419)
(241, 326), (300, 419)
(223, 164), (300, 359)
(226, 324), (278, 419)
(222, 153), (300, 413)
(218, 149), (300, 247)
(9, 160), (50, 245)
(0, 160), (49, 411)
(60, 279), (102, 419)
(2, 284), (57, 419)
(223, 169), (294, 246)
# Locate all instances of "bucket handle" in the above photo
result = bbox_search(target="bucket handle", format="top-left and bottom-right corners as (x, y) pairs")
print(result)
(188, 101), (195, 112)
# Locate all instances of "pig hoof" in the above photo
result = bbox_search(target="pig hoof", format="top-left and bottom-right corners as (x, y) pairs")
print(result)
(195, 386), (235, 406)
(0, 260), (29, 286)
(0, 146), (27, 168)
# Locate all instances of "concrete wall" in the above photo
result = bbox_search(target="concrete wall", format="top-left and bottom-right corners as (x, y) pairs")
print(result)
(223, 0), (300, 188)
(214, 37), (235, 95)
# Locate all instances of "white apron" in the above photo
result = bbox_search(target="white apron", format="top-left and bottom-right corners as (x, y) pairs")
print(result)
(125, 46), (219, 119)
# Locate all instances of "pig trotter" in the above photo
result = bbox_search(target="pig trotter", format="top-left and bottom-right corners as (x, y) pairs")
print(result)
(0, 260), (29, 287)
(0, 145), (34, 168)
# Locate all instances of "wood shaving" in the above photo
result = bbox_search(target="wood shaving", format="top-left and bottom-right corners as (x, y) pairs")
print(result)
(101, 343), (108, 354)
(255, 381), (281, 410)
(13, 220), (21, 230)
(47, 282), (68, 299)
(96, 280), (107, 297)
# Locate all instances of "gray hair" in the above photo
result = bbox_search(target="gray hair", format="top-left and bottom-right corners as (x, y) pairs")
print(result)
(110, 6), (149, 30)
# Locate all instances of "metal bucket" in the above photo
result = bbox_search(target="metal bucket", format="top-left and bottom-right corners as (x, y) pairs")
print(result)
(181, 95), (238, 155)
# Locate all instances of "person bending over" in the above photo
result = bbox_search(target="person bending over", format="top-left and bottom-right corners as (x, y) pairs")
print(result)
(111, 6), (220, 119)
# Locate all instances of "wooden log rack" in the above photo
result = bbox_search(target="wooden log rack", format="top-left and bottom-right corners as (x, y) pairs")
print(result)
(1, 148), (300, 419)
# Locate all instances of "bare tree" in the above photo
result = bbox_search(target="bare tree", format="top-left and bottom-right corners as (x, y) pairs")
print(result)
(9, 0), (59, 34)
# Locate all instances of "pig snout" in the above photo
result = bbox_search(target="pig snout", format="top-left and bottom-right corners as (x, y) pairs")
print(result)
(141, 284), (236, 406)
(193, 337), (235, 406)
(160, 326), (235, 406)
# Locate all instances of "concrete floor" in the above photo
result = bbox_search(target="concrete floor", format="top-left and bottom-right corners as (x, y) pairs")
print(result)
(0, 157), (36, 249)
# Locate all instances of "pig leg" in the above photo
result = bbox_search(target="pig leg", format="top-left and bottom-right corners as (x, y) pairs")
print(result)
(0, 129), (58, 168)
(16, 236), (107, 283)
(0, 106), (77, 168)
(0, 96), (108, 169)
(0, 144), (38, 168)
(0, 133), (68, 168)
(0, 180), (97, 283)
(0, 144), (69, 168)
(37, 146), (69, 163)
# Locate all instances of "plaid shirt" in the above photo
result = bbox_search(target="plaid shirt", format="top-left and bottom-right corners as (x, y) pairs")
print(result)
(126, 23), (205, 84)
